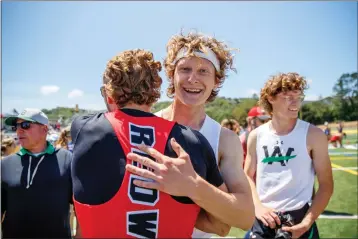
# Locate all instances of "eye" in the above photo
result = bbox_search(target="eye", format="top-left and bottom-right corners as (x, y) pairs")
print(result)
(199, 69), (209, 73)
(180, 67), (191, 72)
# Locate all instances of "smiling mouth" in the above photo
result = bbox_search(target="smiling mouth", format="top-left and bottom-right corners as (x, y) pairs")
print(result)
(183, 88), (203, 94)
(289, 108), (298, 112)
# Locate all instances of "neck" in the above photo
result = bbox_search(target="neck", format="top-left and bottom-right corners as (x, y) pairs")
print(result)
(270, 114), (298, 135)
(27, 141), (48, 154)
(121, 103), (151, 113)
(164, 99), (206, 131)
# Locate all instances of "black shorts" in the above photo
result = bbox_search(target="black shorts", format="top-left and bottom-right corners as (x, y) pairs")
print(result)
(249, 204), (319, 239)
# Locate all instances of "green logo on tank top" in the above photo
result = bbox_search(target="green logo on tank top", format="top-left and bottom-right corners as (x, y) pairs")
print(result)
(262, 145), (296, 166)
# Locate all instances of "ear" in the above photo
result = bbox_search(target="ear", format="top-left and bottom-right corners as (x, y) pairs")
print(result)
(214, 77), (220, 89)
(267, 95), (275, 104)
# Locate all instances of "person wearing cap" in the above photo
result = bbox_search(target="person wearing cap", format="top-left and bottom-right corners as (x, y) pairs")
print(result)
(1, 108), (75, 238)
(126, 32), (255, 237)
(244, 73), (332, 238)
(240, 106), (271, 163)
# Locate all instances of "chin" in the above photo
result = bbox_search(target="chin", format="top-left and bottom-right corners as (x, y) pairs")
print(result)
(177, 95), (206, 107)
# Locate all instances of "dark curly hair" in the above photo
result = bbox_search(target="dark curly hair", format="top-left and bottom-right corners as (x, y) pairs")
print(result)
(103, 49), (162, 107)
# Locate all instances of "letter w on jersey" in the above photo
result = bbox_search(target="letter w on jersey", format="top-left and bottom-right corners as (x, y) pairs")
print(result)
(262, 146), (296, 166)
(127, 210), (159, 238)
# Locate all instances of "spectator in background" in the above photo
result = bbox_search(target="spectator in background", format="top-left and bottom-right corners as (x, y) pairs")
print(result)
(221, 119), (240, 134)
(337, 121), (344, 134)
(1, 108), (75, 238)
(1, 138), (17, 159)
(240, 106), (271, 162)
(329, 132), (347, 148)
(56, 126), (73, 152)
(323, 122), (331, 140)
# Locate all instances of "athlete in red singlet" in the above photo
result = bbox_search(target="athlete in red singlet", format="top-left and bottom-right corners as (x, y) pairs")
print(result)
(71, 49), (224, 238)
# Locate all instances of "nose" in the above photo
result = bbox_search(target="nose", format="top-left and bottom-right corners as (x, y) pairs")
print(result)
(187, 72), (198, 84)
(16, 127), (25, 134)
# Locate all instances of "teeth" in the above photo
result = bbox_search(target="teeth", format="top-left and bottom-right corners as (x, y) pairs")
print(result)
(184, 88), (202, 93)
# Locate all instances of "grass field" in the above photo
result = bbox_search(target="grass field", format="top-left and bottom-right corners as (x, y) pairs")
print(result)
(228, 131), (358, 238)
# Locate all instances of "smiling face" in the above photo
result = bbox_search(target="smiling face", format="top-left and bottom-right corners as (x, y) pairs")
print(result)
(172, 56), (217, 107)
(269, 90), (305, 119)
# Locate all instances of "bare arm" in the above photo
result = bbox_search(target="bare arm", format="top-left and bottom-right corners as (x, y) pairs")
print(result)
(193, 128), (255, 230)
(194, 184), (231, 237)
(243, 130), (261, 205)
(244, 129), (281, 229)
(302, 125), (334, 226)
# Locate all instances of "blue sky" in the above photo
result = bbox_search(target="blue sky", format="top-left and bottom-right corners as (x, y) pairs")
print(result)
(2, 1), (357, 113)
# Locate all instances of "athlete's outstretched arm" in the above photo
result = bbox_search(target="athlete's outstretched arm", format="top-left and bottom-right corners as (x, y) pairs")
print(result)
(282, 125), (334, 238)
(126, 137), (255, 229)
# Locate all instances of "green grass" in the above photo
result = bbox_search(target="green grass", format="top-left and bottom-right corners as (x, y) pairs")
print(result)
(316, 219), (358, 238)
(329, 148), (357, 153)
(228, 227), (247, 238)
(320, 170), (358, 215)
(332, 159), (358, 168)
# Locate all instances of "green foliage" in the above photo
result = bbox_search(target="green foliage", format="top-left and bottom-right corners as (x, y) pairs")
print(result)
(150, 101), (171, 113)
(41, 107), (88, 123)
(301, 72), (357, 124)
(151, 97), (257, 127)
(331, 72), (358, 121)
(39, 72), (357, 126)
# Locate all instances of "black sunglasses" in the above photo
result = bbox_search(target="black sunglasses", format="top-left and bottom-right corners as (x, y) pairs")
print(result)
(12, 121), (38, 131)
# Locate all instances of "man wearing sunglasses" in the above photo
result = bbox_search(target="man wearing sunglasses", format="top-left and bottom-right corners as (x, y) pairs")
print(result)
(243, 73), (333, 239)
(1, 108), (75, 238)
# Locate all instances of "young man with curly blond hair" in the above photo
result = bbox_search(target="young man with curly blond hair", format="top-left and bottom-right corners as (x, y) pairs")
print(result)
(244, 72), (333, 239)
(125, 32), (255, 237)
(70, 49), (229, 238)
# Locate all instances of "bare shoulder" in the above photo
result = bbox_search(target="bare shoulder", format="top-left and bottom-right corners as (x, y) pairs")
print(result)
(307, 124), (327, 144)
(247, 128), (258, 142)
(219, 127), (243, 162)
(220, 127), (242, 147)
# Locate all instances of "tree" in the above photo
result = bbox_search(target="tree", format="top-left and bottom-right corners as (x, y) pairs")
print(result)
(332, 72), (358, 121)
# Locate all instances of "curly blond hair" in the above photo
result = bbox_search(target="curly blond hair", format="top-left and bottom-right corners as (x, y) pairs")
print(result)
(164, 31), (236, 102)
(56, 127), (71, 149)
(103, 49), (162, 107)
(259, 72), (308, 114)
(1, 138), (15, 157)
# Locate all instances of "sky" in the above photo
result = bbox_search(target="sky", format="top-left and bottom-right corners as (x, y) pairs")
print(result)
(2, 1), (357, 113)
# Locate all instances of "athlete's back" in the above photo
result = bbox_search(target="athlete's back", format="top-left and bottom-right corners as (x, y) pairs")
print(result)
(71, 108), (223, 238)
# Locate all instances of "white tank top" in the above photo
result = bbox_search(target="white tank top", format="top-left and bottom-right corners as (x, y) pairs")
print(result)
(155, 110), (221, 237)
(255, 119), (314, 211)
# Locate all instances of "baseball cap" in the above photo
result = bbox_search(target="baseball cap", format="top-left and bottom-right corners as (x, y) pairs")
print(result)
(248, 106), (271, 120)
(4, 108), (49, 126)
